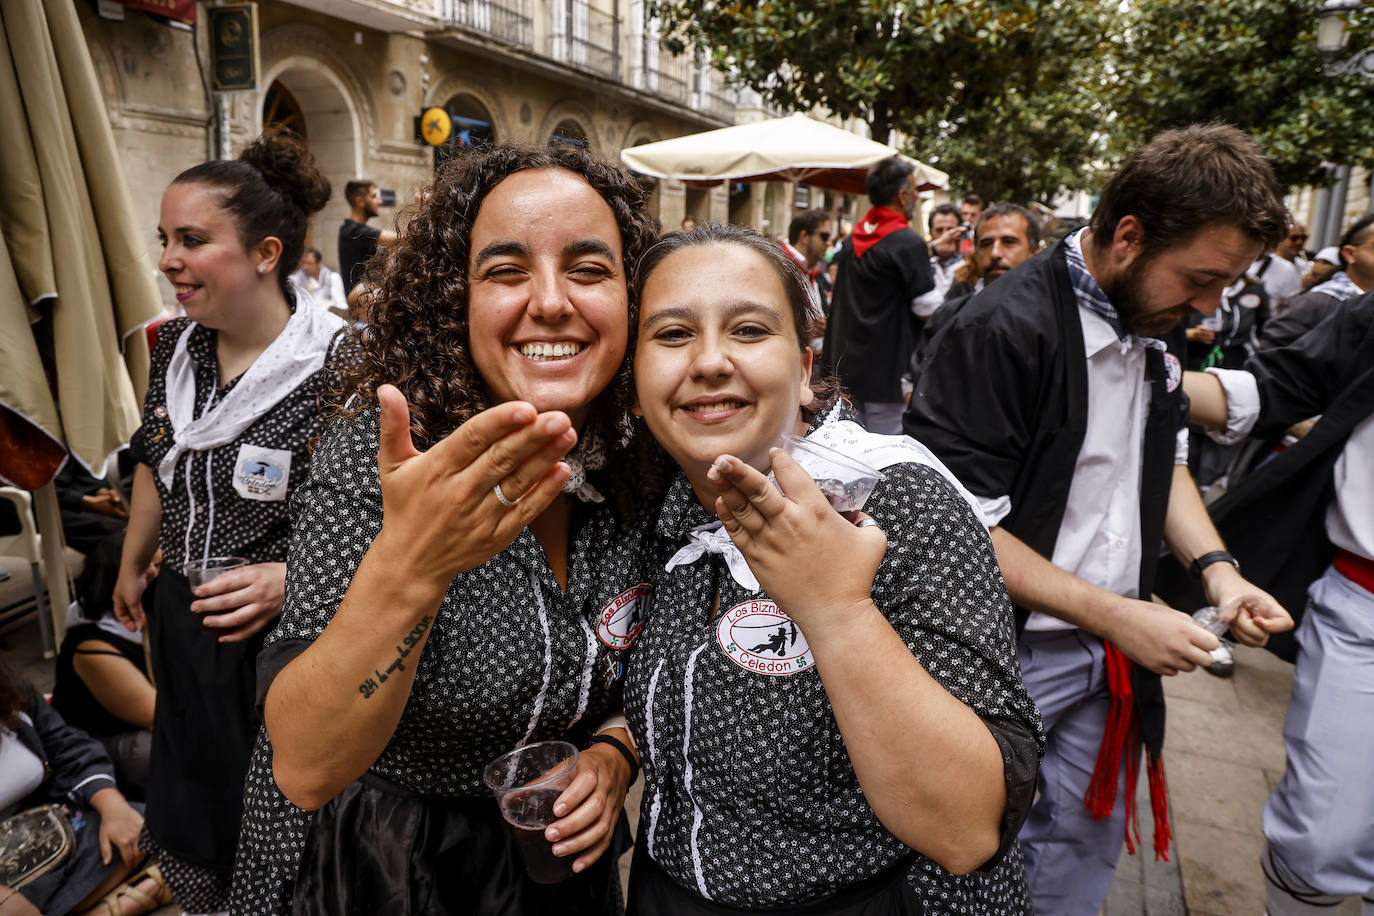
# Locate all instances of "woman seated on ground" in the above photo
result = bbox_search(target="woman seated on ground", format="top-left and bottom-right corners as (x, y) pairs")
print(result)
(52, 534), (155, 801)
(0, 658), (167, 915)
(621, 224), (1044, 914)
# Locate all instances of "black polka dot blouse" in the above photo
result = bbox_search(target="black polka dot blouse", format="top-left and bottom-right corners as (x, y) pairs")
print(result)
(129, 317), (324, 570)
(230, 405), (656, 913)
(623, 408), (1044, 911)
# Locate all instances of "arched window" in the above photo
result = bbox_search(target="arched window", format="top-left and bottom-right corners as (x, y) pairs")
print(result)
(550, 119), (589, 148)
(435, 93), (497, 169)
(262, 81), (307, 140)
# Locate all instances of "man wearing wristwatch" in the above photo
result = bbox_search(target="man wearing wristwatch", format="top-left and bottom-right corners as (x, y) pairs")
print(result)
(1181, 289), (1374, 916)
(904, 125), (1295, 915)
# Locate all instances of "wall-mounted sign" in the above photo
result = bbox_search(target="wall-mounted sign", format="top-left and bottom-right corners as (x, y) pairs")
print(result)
(419, 107), (452, 147)
(208, 4), (259, 92)
(108, 0), (197, 23)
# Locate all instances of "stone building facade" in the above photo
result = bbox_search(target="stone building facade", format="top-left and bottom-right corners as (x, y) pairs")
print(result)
(80, 0), (804, 307)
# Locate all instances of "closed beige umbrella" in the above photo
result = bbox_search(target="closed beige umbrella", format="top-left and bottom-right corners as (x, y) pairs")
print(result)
(0, 0), (160, 483)
(621, 113), (948, 195)
(0, 0), (164, 652)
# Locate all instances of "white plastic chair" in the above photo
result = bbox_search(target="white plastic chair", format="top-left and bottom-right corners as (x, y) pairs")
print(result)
(0, 487), (55, 655)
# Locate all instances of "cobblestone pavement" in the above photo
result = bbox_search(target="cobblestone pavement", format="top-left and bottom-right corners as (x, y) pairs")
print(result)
(1106, 645), (1359, 915)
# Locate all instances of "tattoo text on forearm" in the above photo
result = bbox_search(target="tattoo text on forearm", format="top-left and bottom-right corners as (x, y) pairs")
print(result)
(358, 614), (433, 699)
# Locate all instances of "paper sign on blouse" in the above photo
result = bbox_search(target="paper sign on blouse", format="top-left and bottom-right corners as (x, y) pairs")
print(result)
(233, 444), (292, 501)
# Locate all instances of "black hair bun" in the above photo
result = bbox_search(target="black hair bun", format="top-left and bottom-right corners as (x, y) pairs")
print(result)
(240, 125), (331, 216)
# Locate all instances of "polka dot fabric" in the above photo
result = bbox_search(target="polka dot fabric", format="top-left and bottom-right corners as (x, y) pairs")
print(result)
(623, 407), (1044, 911)
(129, 317), (322, 571)
(230, 406), (656, 914)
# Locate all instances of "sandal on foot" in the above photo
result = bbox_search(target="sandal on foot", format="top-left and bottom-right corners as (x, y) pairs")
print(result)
(97, 862), (172, 916)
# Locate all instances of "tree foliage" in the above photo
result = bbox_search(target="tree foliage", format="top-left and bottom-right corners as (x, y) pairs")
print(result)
(650, 0), (1374, 203)
(1111, 0), (1374, 189)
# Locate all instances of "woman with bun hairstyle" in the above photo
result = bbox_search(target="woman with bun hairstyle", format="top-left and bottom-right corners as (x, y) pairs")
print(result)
(112, 128), (344, 912)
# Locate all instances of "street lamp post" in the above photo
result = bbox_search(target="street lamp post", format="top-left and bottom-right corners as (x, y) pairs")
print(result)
(1312, 0), (1368, 250)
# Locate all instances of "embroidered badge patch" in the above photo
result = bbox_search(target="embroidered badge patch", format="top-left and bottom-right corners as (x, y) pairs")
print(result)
(1238, 292), (1263, 309)
(597, 584), (652, 649)
(1163, 352), (1183, 393)
(716, 599), (814, 676)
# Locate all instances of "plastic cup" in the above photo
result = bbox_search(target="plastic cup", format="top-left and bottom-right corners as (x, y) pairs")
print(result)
(483, 741), (579, 884)
(780, 435), (885, 512)
(1191, 606), (1229, 638)
(182, 556), (248, 589)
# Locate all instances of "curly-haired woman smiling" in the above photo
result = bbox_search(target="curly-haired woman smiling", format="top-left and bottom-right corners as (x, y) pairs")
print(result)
(231, 143), (661, 915)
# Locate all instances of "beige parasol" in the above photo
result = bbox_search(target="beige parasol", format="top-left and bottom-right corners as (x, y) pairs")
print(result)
(620, 113), (948, 195)
(0, 0), (164, 651)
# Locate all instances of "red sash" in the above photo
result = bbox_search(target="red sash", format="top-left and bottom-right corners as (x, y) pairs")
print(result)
(1085, 643), (1173, 861)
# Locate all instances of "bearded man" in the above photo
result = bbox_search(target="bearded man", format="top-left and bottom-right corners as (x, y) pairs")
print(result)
(904, 124), (1295, 916)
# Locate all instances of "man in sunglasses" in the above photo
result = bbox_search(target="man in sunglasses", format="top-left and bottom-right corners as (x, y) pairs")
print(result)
(1277, 222), (1312, 278)
(783, 208), (833, 312)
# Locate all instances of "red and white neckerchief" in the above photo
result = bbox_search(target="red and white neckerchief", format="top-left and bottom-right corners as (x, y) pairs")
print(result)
(782, 241), (823, 280)
(781, 242), (824, 318)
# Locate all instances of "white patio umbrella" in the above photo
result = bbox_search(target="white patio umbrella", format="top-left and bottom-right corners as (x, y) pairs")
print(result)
(620, 113), (948, 195)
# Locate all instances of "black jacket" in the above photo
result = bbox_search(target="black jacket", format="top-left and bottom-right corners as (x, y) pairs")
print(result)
(905, 241), (1189, 756)
(12, 693), (118, 811)
(1157, 292), (1374, 661)
(823, 229), (933, 403)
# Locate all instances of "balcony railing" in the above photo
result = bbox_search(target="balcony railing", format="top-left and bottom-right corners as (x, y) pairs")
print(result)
(637, 48), (690, 105)
(447, 0), (533, 46)
(555, 0), (620, 79)
(698, 87), (736, 122)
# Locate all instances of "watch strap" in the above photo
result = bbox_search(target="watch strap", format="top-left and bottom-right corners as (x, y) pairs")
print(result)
(1190, 550), (1240, 583)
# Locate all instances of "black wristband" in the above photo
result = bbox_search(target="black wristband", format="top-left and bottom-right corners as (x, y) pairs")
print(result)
(1190, 550), (1240, 583)
(588, 734), (639, 785)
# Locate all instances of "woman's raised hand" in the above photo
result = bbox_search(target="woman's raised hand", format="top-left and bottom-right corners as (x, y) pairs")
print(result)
(372, 384), (576, 587)
(706, 448), (887, 636)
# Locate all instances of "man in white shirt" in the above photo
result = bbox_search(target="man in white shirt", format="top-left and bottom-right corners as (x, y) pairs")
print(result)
(905, 125), (1293, 915)
(289, 248), (347, 314)
(911, 203), (965, 318)
(781, 208), (832, 313)
(1186, 291), (1374, 916)
(1252, 249), (1303, 312)
(1276, 221), (1312, 278)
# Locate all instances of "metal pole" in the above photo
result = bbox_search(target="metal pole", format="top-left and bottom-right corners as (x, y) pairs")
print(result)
(1326, 165), (1352, 246)
(32, 483), (71, 656)
(211, 0), (231, 160)
(1312, 183), (1332, 250)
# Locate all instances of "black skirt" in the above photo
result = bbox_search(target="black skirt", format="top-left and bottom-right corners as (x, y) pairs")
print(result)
(626, 836), (921, 915)
(291, 772), (629, 916)
(144, 569), (267, 873)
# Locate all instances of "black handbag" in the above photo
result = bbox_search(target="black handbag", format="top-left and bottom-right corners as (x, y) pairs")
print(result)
(0, 804), (75, 888)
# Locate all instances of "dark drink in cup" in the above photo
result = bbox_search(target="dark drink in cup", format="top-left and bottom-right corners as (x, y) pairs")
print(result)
(514, 825), (575, 884)
(484, 741), (580, 884)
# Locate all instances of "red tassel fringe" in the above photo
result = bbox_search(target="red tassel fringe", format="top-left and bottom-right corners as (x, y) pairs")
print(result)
(1082, 642), (1172, 862)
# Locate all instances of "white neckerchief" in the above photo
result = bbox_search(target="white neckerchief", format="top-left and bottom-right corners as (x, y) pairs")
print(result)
(663, 413), (989, 592)
(1311, 270), (1364, 303)
(64, 601), (143, 647)
(157, 297), (344, 489)
(665, 522), (760, 592)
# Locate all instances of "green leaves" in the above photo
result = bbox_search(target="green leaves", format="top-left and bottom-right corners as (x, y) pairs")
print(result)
(649, 0), (1374, 201)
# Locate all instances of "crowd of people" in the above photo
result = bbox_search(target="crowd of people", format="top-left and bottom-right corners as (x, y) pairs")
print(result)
(1, 117), (1369, 916)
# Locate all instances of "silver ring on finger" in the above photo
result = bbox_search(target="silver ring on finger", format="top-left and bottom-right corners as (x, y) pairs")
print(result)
(857, 518), (879, 529)
(493, 482), (519, 509)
